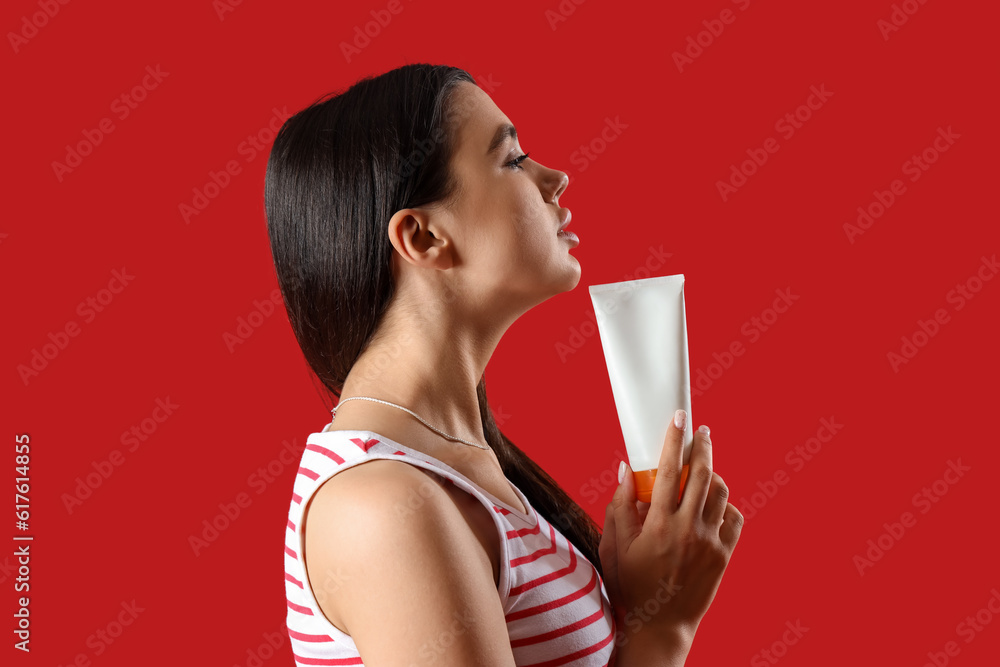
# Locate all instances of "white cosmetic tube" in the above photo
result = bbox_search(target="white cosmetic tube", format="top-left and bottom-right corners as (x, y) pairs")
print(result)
(589, 274), (693, 503)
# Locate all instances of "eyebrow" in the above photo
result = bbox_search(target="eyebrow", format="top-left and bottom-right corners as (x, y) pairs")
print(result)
(486, 123), (518, 156)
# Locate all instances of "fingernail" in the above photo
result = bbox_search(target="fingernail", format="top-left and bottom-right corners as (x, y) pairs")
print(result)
(618, 461), (626, 485)
(674, 409), (686, 431)
(698, 424), (710, 436)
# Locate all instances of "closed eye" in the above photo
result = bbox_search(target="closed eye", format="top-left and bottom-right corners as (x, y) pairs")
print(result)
(505, 152), (530, 170)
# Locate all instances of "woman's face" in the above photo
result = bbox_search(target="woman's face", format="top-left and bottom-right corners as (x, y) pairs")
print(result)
(433, 81), (580, 313)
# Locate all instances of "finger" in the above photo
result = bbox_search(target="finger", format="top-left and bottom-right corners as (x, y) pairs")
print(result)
(612, 461), (642, 555)
(636, 500), (651, 524)
(678, 425), (713, 517)
(720, 502), (744, 551)
(648, 409), (687, 517)
(703, 472), (729, 527)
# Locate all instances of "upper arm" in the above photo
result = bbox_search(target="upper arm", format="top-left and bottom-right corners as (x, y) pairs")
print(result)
(304, 460), (516, 667)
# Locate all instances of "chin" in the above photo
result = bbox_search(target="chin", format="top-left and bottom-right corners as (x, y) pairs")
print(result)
(558, 259), (583, 292)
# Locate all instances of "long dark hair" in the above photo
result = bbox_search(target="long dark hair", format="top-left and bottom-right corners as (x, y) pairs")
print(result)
(264, 63), (603, 577)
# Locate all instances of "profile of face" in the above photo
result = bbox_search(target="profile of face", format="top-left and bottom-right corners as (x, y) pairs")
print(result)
(388, 81), (580, 323)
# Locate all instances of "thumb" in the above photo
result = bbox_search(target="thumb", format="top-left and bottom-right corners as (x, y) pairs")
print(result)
(612, 461), (642, 555)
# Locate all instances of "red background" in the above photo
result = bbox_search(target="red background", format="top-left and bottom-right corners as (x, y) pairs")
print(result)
(5, 0), (999, 664)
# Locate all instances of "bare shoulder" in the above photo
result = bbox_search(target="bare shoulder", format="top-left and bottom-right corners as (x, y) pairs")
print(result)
(303, 460), (515, 666)
(308, 459), (464, 533)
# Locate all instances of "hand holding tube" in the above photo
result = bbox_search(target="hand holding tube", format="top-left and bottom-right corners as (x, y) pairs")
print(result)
(599, 409), (743, 666)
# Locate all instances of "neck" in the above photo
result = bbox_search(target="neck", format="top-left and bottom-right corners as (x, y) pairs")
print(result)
(338, 295), (516, 447)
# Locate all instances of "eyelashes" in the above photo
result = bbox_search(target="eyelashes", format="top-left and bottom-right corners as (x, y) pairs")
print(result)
(505, 152), (530, 170)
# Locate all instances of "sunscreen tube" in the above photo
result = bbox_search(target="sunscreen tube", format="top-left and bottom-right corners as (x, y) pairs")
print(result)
(589, 274), (693, 503)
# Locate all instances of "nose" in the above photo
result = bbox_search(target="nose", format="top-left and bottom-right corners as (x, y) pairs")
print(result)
(542, 167), (569, 205)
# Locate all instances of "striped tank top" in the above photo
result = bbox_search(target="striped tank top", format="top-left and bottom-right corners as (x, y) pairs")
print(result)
(284, 426), (617, 666)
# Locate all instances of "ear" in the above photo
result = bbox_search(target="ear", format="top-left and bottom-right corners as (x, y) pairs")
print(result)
(387, 208), (455, 270)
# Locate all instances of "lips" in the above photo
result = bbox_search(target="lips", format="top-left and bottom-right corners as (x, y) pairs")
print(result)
(558, 208), (572, 232)
(556, 208), (579, 246)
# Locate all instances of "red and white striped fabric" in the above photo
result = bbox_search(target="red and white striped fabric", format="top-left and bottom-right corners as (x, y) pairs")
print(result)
(284, 426), (616, 666)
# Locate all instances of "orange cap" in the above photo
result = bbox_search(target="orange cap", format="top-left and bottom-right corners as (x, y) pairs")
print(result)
(633, 464), (689, 504)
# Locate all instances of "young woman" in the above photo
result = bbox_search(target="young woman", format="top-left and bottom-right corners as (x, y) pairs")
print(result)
(266, 63), (743, 666)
